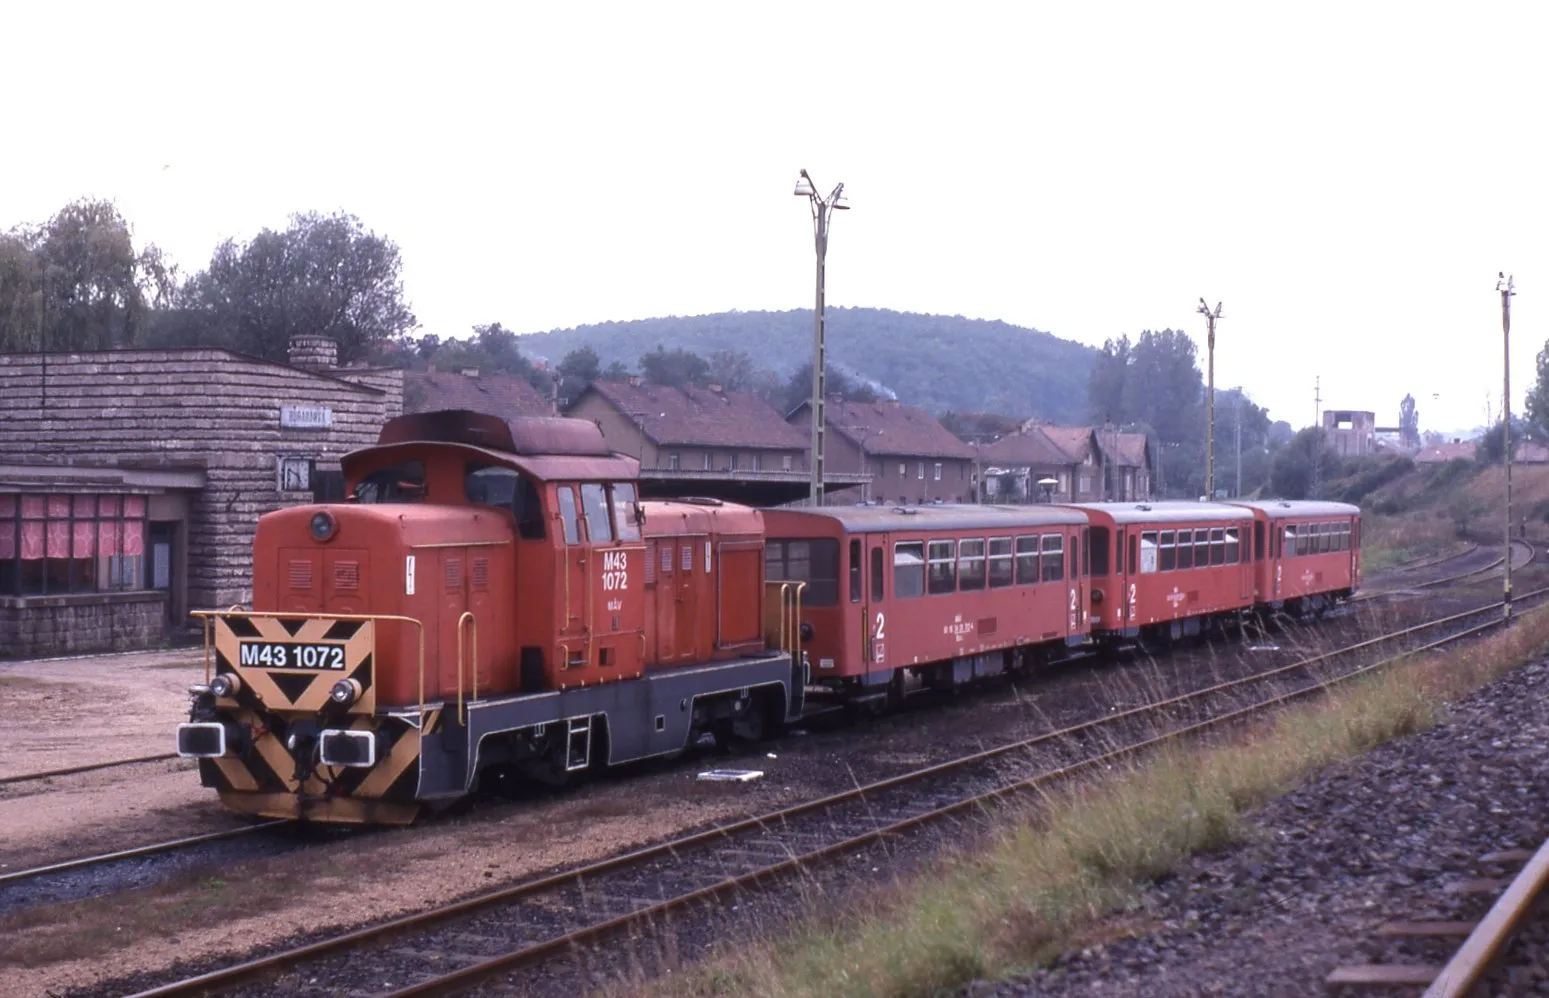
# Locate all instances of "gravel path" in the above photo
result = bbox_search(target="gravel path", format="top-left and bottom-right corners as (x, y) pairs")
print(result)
(966, 654), (1549, 997)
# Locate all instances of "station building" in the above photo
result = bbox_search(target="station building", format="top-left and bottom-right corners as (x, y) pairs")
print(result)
(0, 336), (402, 656)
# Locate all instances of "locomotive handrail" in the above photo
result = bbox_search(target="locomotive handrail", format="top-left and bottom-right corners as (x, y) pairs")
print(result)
(191, 609), (429, 722)
(763, 580), (806, 655)
(455, 611), (478, 724)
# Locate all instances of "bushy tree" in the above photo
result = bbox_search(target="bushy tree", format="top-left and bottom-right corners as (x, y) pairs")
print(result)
(178, 211), (415, 363)
(777, 362), (879, 414)
(1399, 393), (1420, 449)
(1525, 343), (1549, 442)
(1269, 428), (1342, 499)
(555, 346), (601, 404)
(639, 344), (711, 387)
(0, 199), (170, 351)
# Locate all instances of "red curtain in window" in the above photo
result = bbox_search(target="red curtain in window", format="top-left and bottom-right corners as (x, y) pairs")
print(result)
(46, 520), (70, 557)
(21, 521), (44, 559)
(125, 496), (146, 518)
(74, 520), (96, 557)
(124, 520), (145, 556)
(100, 519), (120, 555)
(0, 495), (12, 559)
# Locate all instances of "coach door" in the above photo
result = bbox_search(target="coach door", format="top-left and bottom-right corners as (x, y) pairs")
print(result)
(849, 536), (885, 669)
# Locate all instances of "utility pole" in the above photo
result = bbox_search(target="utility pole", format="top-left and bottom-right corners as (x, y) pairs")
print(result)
(1311, 377), (1323, 500)
(1198, 299), (1222, 499)
(1500, 272), (1516, 622)
(793, 169), (849, 506)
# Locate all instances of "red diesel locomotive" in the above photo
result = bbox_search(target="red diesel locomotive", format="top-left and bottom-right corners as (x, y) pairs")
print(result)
(177, 410), (1361, 824)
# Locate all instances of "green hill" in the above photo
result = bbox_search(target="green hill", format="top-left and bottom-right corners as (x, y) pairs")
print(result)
(516, 307), (1096, 422)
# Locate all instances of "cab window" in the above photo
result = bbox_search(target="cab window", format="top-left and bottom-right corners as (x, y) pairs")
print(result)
(465, 464), (545, 540)
(581, 483), (613, 543)
(557, 486), (581, 544)
(611, 483), (642, 542)
(353, 461), (427, 503)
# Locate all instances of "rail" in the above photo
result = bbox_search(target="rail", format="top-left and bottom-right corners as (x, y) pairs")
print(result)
(190, 609), (429, 721)
(763, 580), (806, 654)
(1421, 834), (1549, 996)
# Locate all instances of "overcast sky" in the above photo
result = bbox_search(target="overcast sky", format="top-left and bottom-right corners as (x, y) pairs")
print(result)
(5, 2), (1546, 436)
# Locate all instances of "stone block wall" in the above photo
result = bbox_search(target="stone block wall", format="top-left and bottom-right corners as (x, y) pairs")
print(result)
(0, 591), (168, 657)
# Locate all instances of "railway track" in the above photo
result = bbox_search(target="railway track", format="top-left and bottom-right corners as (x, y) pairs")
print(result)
(0, 751), (179, 787)
(1327, 835), (1549, 995)
(0, 821), (284, 890)
(117, 584), (1549, 998)
(1355, 539), (1531, 604)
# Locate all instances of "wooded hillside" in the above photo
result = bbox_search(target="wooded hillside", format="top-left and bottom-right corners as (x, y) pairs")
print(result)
(515, 307), (1095, 422)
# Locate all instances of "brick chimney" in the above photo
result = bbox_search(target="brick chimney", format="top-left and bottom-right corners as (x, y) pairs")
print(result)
(288, 334), (339, 372)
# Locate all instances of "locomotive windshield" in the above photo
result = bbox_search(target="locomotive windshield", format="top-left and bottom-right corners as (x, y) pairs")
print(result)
(353, 461), (427, 503)
(465, 464), (546, 539)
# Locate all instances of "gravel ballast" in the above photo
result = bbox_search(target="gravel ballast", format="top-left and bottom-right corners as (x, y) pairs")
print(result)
(966, 654), (1549, 997)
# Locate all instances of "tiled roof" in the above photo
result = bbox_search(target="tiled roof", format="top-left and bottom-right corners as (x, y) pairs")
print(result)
(796, 399), (975, 460)
(405, 370), (552, 418)
(1100, 431), (1150, 467)
(979, 427), (1070, 466)
(1038, 425), (1095, 463)
(581, 381), (808, 450)
(1517, 441), (1549, 463)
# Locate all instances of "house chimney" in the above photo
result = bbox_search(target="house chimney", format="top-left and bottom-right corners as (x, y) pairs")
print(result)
(627, 375), (643, 387)
(288, 334), (339, 372)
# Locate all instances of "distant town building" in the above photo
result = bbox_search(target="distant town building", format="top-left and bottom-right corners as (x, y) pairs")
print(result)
(404, 368), (554, 419)
(1415, 440), (1476, 464)
(980, 422), (1152, 503)
(788, 398), (976, 505)
(1323, 410), (1377, 457)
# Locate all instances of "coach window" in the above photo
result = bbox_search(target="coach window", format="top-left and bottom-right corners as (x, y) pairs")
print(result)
(1041, 534), (1064, 583)
(1069, 533), (1080, 579)
(1090, 527), (1109, 577)
(580, 484), (614, 544)
(1176, 529), (1193, 570)
(1015, 536), (1040, 584)
(556, 487), (581, 544)
(894, 542), (925, 598)
(871, 546), (885, 601)
(1130, 532), (1139, 575)
(1284, 525), (1297, 558)
(1225, 528), (1240, 563)
(849, 539), (863, 602)
(1159, 530), (1176, 572)
(927, 539), (956, 594)
(1254, 523), (1265, 561)
(988, 537), (1014, 587)
(768, 539), (839, 606)
(1200, 529), (1215, 566)
(1140, 531), (1159, 573)
(1322, 524), (1333, 553)
(959, 539), (986, 590)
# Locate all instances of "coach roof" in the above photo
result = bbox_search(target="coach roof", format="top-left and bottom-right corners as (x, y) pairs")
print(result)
(1228, 500), (1361, 519)
(1063, 501), (1255, 525)
(765, 503), (1088, 535)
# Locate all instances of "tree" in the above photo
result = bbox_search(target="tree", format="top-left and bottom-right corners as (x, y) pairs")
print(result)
(0, 199), (170, 351)
(179, 211), (415, 363)
(1524, 342), (1549, 442)
(707, 349), (757, 392)
(1087, 334), (1131, 424)
(1269, 427), (1341, 499)
(555, 346), (601, 404)
(601, 359), (631, 380)
(1399, 393), (1420, 449)
(778, 362), (880, 414)
(639, 344), (711, 387)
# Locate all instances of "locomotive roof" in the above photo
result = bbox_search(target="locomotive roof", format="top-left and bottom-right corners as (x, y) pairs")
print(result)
(1227, 499), (1361, 519)
(1060, 501), (1254, 525)
(764, 503), (1088, 535)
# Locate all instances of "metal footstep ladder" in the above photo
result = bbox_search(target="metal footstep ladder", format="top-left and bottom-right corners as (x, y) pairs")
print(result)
(565, 717), (592, 772)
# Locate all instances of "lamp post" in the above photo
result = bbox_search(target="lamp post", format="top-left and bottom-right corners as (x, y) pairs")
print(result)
(1197, 298), (1223, 499)
(1499, 271), (1515, 622)
(794, 169), (849, 505)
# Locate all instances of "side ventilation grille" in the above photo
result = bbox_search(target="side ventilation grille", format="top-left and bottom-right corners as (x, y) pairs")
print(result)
(288, 560), (313, 591)
(334, 560), (360, 592)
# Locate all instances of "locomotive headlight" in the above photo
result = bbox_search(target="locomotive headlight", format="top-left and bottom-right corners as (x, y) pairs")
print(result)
(329, 678), (362, 706)
(309, 511), (338, 543)
(209, 673), (242, 698)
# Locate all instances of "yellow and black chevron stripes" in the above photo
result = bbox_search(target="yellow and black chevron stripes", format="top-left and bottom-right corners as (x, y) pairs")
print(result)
(213, 615), (376, 715)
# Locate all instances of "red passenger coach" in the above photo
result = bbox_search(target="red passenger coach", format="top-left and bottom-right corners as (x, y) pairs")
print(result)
(760, 505), (1091, 699)
(1229, 500), (1361, 612)
(1067, 502), (1256, 641)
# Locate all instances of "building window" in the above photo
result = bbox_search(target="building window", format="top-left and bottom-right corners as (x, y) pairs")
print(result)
(703, 452), (713, 471)
(917, 461), (926, 480)
(0, 493), (148, 596)
(728, 453), (740, 471)
(782, 454), (793, 471)
(667, 453), (681, 471)
(752, 453), (762, 472)
(933, 463), (942, 481)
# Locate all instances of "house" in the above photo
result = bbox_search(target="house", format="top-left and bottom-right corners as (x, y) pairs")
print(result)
(566, 379), (829, 503)
(1323, 410), (1377, 457)
(1416, 441), (1476, 464)
(404, 368), (554, 419)
(979, 422), (1152, 503)
(788, 398), (977, 505)
(0, 335), (403, 655)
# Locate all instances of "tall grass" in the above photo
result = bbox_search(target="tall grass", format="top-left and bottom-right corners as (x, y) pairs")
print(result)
(626, 607), (1549, 998)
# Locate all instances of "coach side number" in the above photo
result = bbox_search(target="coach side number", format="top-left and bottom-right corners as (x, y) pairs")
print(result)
(874, 612), (886, 640)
